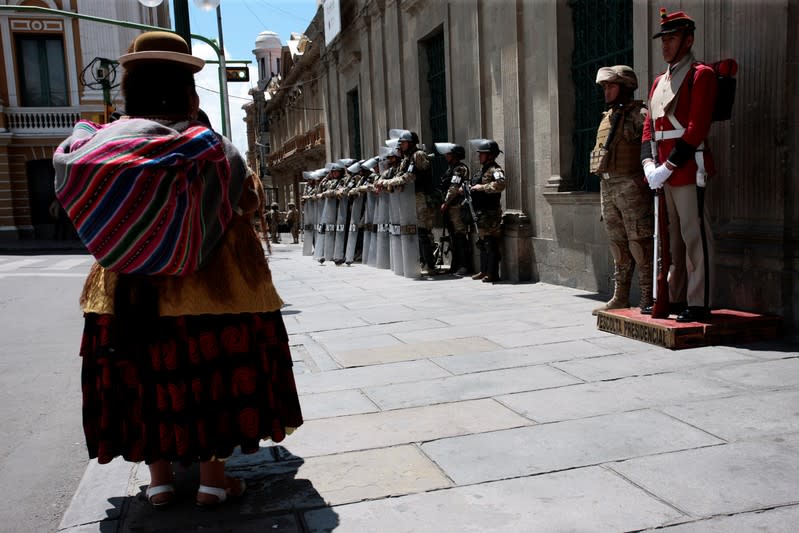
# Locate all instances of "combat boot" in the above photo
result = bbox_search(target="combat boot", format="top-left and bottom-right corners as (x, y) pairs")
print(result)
(592, 243), (633, 315)
(592, 275), (632, 315)
(630, 238), (654, 311)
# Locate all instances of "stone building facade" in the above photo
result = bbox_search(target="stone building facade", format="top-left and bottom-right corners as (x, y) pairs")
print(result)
(258, 0), (799, 334)
(0, 0), (169, 241)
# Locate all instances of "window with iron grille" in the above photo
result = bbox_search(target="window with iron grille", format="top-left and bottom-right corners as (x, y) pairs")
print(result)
(569, 0), (633, 191)
(423, 31), (448, 183)
(347, 88), (362, 160)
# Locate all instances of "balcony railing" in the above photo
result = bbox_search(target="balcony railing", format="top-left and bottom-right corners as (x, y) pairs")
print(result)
(4, 107), (82, 135)
(267, 123), (325, 166)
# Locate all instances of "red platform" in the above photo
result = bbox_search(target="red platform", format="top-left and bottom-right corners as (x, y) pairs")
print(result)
(595, 308), (782, 349)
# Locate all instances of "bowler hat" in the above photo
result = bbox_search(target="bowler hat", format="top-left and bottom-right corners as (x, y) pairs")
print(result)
(652, 8), (695, 39)
(119, 31), (205, 73)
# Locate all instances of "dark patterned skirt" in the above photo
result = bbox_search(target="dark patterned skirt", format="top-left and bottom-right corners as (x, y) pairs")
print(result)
(80, 311), (303, 465)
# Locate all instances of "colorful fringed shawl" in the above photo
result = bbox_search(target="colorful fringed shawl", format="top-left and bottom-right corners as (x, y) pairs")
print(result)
(54, 118), (241, 275)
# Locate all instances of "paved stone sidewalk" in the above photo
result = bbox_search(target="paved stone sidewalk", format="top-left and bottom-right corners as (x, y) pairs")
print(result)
(58, 242), (799, 532)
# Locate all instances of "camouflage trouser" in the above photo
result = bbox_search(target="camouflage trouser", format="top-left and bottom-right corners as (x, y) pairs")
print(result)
(600, 176), (654, 242)
(476, 209), (502, 239)
(415, 192), (434, 231)
(601, 176), (655, 306)
(446, 204), (467, 233)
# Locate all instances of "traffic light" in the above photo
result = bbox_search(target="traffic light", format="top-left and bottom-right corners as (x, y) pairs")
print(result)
(225, 66), (249, 82)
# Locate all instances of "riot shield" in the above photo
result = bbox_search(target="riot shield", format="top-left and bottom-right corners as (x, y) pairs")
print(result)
(374, 191), (391, 269)
(363, 189), (377, 266)
(333, 194), (349, 263)
(399, 181), (421, 278)
(345, 192), (365, 264)
(313, 196), (328, 262)
(301, 197), (314, 256)
(389, 188), (404, 276)
(323, 196), (337, 262)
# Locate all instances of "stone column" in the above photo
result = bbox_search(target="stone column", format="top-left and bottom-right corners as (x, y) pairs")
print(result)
(501, 210), (533, 282)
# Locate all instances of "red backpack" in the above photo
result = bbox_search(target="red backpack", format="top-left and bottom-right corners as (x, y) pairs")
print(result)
(689, 58), (738, 121)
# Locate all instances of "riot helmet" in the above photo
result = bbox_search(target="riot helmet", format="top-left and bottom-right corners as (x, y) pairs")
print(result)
(362, 157), (380, 172)
(470, 138), (502, 157)
(434, 142), (466, 160)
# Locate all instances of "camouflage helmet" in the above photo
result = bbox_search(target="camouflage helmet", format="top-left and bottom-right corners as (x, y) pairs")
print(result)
(595, 65), (638, 91)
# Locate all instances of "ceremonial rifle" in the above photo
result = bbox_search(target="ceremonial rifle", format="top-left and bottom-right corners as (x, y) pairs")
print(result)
(651, 171), (671, 319)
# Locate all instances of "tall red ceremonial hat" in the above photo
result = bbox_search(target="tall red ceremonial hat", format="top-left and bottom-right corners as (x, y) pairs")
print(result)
(652, 7), (695, 39)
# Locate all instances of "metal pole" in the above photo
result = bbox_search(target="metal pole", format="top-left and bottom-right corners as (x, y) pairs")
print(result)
(216, 5), (232, 138)
(173, 0), (192, 53)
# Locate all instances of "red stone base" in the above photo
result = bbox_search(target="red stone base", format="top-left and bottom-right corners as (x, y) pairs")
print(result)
(595, 308), (782, 349)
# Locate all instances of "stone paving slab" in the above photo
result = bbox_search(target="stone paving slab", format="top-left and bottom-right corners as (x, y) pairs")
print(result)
(321, 332), (405, 354)
(308, 319), (447, 340)
(58, 457), (131, 531)
(285, 399), (531, 458)
(332, 336), (502, 366)
(294, 360), (451, 394)
(291, 445), (452, 506)
(697, 357), (799, 389)
(421, 409), (723, 484)
(646, 504), (799, 532)
(610, 435), (799, 517)
(391, 320), (533, 344)
(553, 346), (758, 381)
(716, 340), (799, 360)
(285, 314), (370, 334)
(430, 340), (617, 374)
(660, 389), (799, 441)
(303, 466), (684, 532)
(483, 324), (610, 348)
(298, 389), (379, 420)
(497, 372), (741, 423)
(364, 364), (580, 410)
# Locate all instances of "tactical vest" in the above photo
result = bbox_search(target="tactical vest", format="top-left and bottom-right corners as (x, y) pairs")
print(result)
(403, 150), (434, 195)
(471, 163), (503, 211)
(591, 101), (645, 177)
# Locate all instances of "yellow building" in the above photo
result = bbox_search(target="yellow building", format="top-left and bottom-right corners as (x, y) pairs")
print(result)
(0, 0), (169, 241)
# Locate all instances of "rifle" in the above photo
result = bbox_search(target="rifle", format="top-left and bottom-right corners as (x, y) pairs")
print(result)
(460, 181), (481, 236)
(651, 188), (671, 318)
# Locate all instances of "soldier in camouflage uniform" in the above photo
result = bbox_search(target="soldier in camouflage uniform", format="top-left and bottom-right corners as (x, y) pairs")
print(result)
(469, 139), (506, 282)
(436, 142), (472, 275)
(590, 65), (654, 313)
(388, 130), (437, 275)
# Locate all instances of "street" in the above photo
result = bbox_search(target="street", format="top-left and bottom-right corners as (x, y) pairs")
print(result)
(51, 241), (799, 532)
(0, 255), (91, 532)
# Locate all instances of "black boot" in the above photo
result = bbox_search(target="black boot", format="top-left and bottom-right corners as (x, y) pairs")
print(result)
(482, 237), (501, 283)
(473, 239), (487, 279)
(452, 233), (472, 275)
(418, 229), (437, 274)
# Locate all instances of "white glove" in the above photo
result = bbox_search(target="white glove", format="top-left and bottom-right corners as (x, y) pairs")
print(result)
(643, 161), (656, 180)
(648, 164), (673, 189)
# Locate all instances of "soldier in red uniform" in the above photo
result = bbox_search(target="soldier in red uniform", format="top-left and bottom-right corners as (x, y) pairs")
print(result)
(641, 8), (717, 322)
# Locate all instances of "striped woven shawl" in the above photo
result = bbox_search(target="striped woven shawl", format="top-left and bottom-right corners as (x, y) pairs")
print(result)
(54, 118), (241, 275)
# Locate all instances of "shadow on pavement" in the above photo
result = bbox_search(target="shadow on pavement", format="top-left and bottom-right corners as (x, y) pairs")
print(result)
(119, 446), (339, 532)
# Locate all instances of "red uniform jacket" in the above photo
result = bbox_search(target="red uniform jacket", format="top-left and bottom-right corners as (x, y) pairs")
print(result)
(642, 63), (717, 186)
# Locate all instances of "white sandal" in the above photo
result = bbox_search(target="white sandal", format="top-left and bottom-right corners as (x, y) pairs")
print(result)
(196, 479), (246, 507)
(145, 484), (175, 507)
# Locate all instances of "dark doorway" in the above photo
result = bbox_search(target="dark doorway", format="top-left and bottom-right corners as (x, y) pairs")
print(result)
(570, 0), (634, 191)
